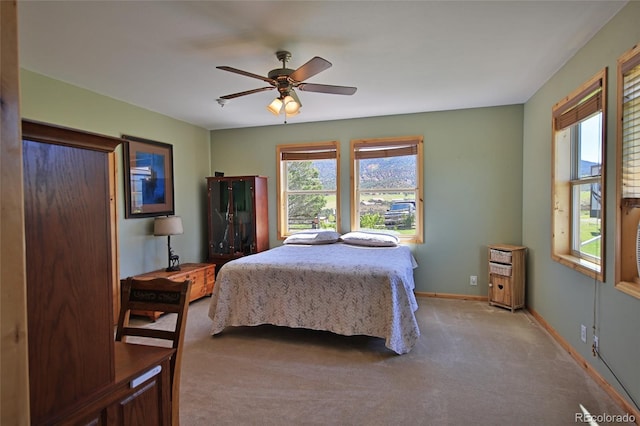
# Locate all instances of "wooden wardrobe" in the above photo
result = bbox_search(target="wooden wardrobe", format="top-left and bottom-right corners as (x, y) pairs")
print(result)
(23, 120), (173, 425)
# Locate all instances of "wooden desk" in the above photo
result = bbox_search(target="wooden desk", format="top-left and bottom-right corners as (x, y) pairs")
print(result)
(52, 342), (175, 425)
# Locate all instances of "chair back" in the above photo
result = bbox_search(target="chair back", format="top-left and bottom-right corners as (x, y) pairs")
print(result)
(116, 277), (192, 426)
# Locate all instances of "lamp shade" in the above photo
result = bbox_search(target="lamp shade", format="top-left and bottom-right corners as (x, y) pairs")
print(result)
(154, 216), (183, 236)
(285, 108), (300, 118)
(266, 98), (283, 115)
(283, 95), (300, 115)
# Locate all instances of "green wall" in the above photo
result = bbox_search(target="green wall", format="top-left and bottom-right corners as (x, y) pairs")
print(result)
(523, 1), (640, 410)
(20, 70), (211, 278)
(210, 104), (524, 297)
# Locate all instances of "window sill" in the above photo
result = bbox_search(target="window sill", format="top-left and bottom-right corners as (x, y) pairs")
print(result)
(616, 280), (640, 300)
(552, 253), (603, 281)
(398, 237), (422, 245)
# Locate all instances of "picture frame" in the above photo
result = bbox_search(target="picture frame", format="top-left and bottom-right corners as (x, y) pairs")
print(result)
(122, 135), (175, 218)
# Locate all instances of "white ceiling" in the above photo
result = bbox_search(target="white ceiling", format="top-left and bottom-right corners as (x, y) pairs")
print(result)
(18, 1), (626, 131)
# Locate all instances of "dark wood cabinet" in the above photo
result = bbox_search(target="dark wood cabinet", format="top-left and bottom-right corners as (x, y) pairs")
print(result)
(22, 120), (172, 425)
(207, 176), (269, 270)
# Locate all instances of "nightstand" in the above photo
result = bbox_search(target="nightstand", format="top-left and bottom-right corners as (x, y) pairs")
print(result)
(488, 244), (526, 312)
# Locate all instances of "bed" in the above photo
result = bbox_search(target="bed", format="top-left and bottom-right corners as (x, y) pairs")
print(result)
(207, 231), (420, 354)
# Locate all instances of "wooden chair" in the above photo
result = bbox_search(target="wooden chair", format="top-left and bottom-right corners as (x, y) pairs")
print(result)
(116, 277), (192, 426)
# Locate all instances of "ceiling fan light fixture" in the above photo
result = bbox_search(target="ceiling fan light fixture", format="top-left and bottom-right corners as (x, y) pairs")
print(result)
(218, 51), (356, 122)
(283, 95), (300, 115)
(267, 97), (283, 115)
(285, 109), (300, 118)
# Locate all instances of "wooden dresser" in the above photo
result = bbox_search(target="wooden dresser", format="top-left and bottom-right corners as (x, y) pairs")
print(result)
(131, 263), (215, 320)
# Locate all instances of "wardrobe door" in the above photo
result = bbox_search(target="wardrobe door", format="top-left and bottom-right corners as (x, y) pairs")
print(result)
(23, 121), (118, 424)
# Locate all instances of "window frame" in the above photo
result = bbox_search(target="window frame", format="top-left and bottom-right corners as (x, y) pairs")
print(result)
(615, 42), (640, 299)
(350, 135), (424, 244)
(276, 141), (340, 239)
(551, 68), (607, 281)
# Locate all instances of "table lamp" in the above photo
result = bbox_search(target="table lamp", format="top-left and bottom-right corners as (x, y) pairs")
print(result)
(154, 216), (183, 272)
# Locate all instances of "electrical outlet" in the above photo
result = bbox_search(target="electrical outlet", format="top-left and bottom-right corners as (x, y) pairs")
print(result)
(593, 335), (599, 355)
(470, 275), (478, 286)
(581, 324), (587, 343)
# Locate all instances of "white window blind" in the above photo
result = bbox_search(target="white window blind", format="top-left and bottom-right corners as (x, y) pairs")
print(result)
(622, 61), (640, 198)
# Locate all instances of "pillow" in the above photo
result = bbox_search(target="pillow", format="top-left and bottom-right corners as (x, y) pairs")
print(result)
(340, 231), (399, 247)
(283, 230), (340, 245)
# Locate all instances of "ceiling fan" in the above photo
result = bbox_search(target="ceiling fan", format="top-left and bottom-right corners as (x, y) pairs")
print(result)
(216, 50), (357, 117)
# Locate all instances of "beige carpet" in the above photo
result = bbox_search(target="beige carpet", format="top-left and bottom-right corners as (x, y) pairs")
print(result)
(136, 297), (632, 426)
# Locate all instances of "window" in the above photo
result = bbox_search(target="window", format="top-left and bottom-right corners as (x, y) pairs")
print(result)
(551, 69), (606, 280)
(615, 42), (640, 299)
(276, 141), (339, 238)
(350, 136), (423, 243)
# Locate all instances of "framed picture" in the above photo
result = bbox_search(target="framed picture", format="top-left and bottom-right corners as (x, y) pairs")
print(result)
(122, 135), (175, 218)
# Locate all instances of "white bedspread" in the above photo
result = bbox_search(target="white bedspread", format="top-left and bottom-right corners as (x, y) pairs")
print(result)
(208, 243), (420, 354)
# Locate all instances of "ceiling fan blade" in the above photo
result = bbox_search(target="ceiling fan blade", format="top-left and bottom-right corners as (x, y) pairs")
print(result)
(217, 66), (276, 84)
(289, 57), (332, 82)
(219, 86), (274, 100)
(297, 83), (357, 95)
